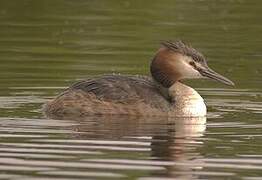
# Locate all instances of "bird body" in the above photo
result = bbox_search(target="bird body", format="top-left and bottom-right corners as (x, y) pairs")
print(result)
(44, 41), (233, 119)
(44, 75), (206, 118)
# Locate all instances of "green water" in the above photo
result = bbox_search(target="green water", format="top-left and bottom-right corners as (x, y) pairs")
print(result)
(0, 0), (261, 179)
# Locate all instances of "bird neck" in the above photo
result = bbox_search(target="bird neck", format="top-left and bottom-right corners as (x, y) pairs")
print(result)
(168, 82), (202, 102)
(150, 48), (182, 88)
(165, 81), (206, 117)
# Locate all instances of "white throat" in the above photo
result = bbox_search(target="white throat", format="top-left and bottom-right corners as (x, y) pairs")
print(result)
(168, 82), (206, 117)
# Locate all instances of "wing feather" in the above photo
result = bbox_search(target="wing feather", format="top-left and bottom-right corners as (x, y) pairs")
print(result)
(68, 75), (171, 109)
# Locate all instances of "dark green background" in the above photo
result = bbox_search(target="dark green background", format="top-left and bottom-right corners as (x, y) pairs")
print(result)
(0, 0), (261, 90)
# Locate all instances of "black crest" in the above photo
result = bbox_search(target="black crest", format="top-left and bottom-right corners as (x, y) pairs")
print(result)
(161, 40), (206, 64)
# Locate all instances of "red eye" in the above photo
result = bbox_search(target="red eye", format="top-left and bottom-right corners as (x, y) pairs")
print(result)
(189, 61), (196, 68)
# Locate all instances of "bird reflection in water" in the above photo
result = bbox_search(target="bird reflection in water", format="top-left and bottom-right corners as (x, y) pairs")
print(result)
(55, 115), (206, 179)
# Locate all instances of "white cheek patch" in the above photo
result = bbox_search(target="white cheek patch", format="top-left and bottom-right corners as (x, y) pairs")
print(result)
(179, 57), (202, 79)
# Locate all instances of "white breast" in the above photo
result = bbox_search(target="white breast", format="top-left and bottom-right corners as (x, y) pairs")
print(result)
(168, 82), (207, 117)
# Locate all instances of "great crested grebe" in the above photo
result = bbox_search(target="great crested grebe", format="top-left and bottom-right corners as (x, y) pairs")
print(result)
(44, 41), (234, 118)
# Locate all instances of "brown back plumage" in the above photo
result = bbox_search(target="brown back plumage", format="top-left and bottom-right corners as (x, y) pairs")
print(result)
(44, 75), (173, 118)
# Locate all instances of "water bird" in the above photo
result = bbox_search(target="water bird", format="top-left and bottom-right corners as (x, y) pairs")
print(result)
(44, 41), (234, 118)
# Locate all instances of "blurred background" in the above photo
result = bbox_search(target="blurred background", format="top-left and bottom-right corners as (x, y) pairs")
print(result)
(0, 0), (261, 91)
